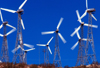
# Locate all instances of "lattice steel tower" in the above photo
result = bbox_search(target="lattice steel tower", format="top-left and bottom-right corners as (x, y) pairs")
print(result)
(1, 22), (9, 63)
(46, 47), (49, 64)
(41, 18), (66, 67)
(85, 10), (97, 65)
(13, 12), (24, 63)
(43, 49), (46, 65)
(76, 25), (85, 66)
(53, 31), (62, 67)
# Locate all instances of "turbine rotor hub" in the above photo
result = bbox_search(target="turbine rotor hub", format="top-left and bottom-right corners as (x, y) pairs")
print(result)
(17, 9), (24, 14)
(87, 8), (95, 13)
(25, 51), (27, 53)
(3, 21), (8, 25)
(55, 29), (59, 33)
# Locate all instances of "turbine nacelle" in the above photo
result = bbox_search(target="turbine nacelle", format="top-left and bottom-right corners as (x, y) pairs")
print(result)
(25, 51), (27, 53)
(81, 22), (84, 26)
(3, 21), (8, 25)
(79, 39), (81, 42)
(16, 9), (24, 13)
(55, 29), (59, 33)
(87, 8), (95, 12)
(46, 44), (49, 47)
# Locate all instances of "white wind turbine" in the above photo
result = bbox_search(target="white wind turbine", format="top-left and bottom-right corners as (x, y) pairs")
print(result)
(41, 17), (66, 43)
(71, 28), (87, 50)
(0, 9), (16, 37)
(20, 46), (35, 63)
(79, 0), (97, 21)
(70, 10), (98, 37)
(12, 44), (35, 64)
(37, 36), (54, 54)
(12, 33), (34, 53)
(1, 0), (27, 30)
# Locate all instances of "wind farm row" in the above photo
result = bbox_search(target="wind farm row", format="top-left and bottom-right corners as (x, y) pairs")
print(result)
(0, 0), (99, 68)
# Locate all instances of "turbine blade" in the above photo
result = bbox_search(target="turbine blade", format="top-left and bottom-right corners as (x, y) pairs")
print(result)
(41, 31), (55, 35)
(76, 31), (81, 39)
(47, 36), (54, 45)
(25, 48), (35, 51)
(58, 33), (66, 43)
(48, 46), (52, 54)
(71, 25), (81, 37)
(0, 34), (3, 37)
(1, 8), (16, 13)
(19, 0), (27, 9)
(23, 53), (26, 59)
(91, 25), (98, 28)
(86, 0), (88, 9)
(6, 24), (16, 29)
(12, 46), (20, 53)
(80, 11), (87, 19)
(76, 10), (82, 23)
(82, 38), (87, 41)
(57, 17), (63, 29)
(20, 46), (24, 51)
(91, 14), (97, 21)
(23, 43), (34, 48)
(37, 44), (46, 46)
(0, 9), (4, 22)
(6, 29), (16, 36)
(84, 23), (98, 28)
(21, 19), (25, 30)
(0, 24), (3, 29)
(71, 41), (79, 50)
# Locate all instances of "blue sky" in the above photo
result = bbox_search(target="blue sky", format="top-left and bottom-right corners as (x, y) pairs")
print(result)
(0, 0), (100, 67)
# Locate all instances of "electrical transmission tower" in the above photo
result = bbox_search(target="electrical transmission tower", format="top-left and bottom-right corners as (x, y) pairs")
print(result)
(85, 10), (97, 65)
(1, 22), (9, 63)
(13, 12), (24, 63)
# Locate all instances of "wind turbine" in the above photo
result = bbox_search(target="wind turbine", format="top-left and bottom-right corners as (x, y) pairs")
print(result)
(71, 10), (98, 37)
(12, 44), (34, 64)
(0, 9), (16, 62)
(12, 33), (34, 63)
(12, 33), (34, 53)
(12, 44), (34, 63)
(2, 0), (28, 63)
(12, 43), (34, 53)
(1, 0), (27, 29)
(42, 17), (66, 43)
(20, 45), (35, 64)
(71, 28), (87, 66)
(42, 17), (66, 67)
(0, 9), (16, 37)
(71, 28), (87, 50)
(79, 0), (97, 21)
(37, 36), (53, 64)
